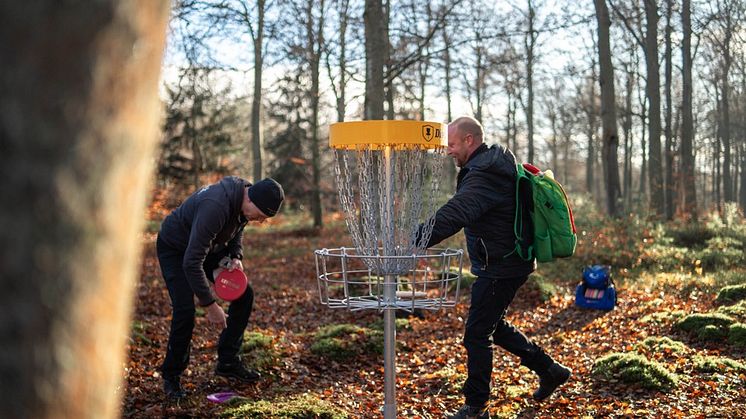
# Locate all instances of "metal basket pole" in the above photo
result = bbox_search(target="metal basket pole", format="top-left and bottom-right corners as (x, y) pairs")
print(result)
(382, 145), (396, 418)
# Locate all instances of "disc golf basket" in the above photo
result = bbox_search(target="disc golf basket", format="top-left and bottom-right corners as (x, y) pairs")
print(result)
(315, 120), (464, 418)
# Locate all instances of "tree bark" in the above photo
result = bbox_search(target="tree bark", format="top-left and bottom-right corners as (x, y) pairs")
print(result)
(0, 1), (169, 417)
(594, 0), (622, 217)
(525, 0), (536, 163)
(680, 0), (697, 219)
(251, 0), (266, 181)
(307, 0), (325, 228)
(365, 0), (386, 120)
(644, 0), (664, 217)
(664, 0), (675, 220)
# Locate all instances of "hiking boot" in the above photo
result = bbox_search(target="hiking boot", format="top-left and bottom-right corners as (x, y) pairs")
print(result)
(533, 361), (571, 401)
(446, 405), (490, 419)
(163, 375), (186, 399)
(215, 361), (261, 383)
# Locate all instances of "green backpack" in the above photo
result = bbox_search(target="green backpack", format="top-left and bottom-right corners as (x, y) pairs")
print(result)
(511, 163), (577, 263)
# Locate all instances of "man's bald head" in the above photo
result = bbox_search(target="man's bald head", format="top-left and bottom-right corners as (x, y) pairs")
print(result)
(449, 116), (484, 144)
(447, 116), (484, 167)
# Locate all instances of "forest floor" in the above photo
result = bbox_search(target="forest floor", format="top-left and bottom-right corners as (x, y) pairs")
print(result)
(123, 213), (746, 418)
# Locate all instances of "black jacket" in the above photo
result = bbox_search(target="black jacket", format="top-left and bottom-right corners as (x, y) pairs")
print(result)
(426, 144), (535, 279)
(158, 176), (248, 305)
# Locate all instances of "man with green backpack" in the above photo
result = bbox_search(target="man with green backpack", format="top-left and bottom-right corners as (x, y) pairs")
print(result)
(421, 116), (571, 419)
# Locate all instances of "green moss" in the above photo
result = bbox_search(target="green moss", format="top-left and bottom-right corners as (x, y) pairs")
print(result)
(716, 301), (746, 321)
(693, 355), (746, 374)
(592, 352), (678, 391)
(716, 283), (746, 304)
(220, 393), (348, 418)
(243, 331), (274, 351)
(310, 324), (382, 361)
(675, 312), (735, 333)
(450, 269), (477, 292)
(526, 273), (559, 302)
(697, 324), (727, 341)
(639, 310), (686, 325)
(241, 331), (280, 371)
(635, 336), (689, 356)
(728, 323), (746, 348)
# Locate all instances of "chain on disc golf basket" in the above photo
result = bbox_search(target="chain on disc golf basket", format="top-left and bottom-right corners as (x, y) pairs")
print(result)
(314, 120), (464, 418)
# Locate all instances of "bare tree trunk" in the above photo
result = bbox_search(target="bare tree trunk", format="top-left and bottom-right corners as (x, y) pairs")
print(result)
(681, 0), (697, 219)
(594, 0), (622, 217)
(623, 61), (634, 210)
(525, 0), (536, 163)
(365, 0), (386, 120)
(645, 0), (664, 217)
(0, 1), (169, 417)
(251, 0), (266, 180)
(308, 0), (325, 228)
(664, 0), (675, 220)
(442, 25), (456, 186)
(722, 25), (733, 202)
(337, 0), (350, 122)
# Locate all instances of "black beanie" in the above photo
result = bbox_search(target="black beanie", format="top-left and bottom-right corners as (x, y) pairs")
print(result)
(248, 178), (284, 217)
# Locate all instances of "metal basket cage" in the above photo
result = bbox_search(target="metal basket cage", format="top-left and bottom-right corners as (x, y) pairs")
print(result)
(315, 247), (464, 311)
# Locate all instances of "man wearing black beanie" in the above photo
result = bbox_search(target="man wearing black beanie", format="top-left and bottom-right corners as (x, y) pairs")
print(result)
(156, 176), (284, 399)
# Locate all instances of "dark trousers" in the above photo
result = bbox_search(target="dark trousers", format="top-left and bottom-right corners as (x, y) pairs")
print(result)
(462, 275), (552, 408)
(156, 236), (254, 379)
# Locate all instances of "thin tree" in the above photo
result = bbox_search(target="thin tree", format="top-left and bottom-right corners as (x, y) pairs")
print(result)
(0, 1), (169, 417)
(594, 0), (623, 217)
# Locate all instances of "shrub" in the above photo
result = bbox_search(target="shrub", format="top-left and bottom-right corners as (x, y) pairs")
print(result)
(696, 237), (745, 271)
(635, 337), (689, 356)
(220, 393), (348, 418)
(592, 352), (678, 391)
(716, 283), (746, 304)
(310, 324), (382, 361)
(675, 313), (735, 333)
(693, 355), (746, 374)
(668, 224), (715, 248)
(728, 323), (746, 348)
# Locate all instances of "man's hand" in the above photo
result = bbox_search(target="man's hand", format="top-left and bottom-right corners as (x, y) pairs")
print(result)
(219, 256), (243, 271)
(205, 302), (227, 329)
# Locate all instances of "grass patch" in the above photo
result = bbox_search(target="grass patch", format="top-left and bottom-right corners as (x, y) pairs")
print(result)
(693, 355), (746, 374)
(368, 317), (411, 331)
(310, 324), (382, 361)
(728, 323), (746, 348)
(635, 337), (689, 357)
(592, 352), (678, 391)
(220, 393), (348, 418)
(450, 269), (477, 292)
(716, 283), (746, 304)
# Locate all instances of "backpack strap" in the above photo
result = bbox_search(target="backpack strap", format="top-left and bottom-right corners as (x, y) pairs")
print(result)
(508, 163), (534, 261)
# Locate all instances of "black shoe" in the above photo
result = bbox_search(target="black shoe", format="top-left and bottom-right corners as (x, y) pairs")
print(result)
(533, 361), (571, 401)
(446, 405), (490, 419)
(215, 361), (261, 383)
(163, 375), (186, 399)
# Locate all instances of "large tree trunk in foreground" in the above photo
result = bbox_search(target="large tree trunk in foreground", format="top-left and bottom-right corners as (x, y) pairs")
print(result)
(0, 1), (169, 417)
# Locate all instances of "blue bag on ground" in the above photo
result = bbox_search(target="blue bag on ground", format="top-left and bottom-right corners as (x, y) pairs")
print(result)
(575, 265), (616, 310)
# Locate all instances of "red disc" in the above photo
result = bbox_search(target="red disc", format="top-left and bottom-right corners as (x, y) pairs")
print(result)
(214, 269), (248, 301)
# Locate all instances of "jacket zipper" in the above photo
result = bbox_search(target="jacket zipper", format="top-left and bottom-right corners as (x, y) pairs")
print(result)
(479, 238), (489, 268)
